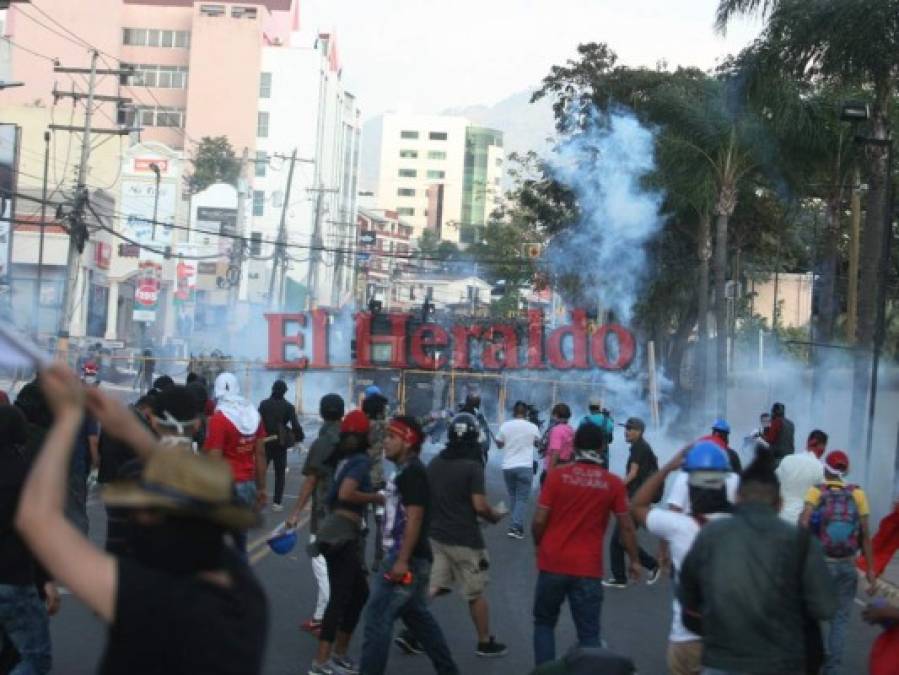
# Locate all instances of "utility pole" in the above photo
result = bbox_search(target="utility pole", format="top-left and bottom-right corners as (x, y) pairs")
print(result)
(304, 185), (332, 310)
(267, 149), (313, 308)
(51, 53), (133, 358)
(228, 148), (249, 313)
(33, 130), (50, 337)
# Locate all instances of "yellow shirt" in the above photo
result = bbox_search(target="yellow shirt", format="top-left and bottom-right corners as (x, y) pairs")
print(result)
(804, 479), (869, 517)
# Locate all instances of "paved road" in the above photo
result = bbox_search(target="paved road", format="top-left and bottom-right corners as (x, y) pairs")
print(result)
(49, 443), (880, 675)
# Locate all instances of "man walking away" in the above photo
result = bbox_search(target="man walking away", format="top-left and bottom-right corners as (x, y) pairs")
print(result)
(679, 458), (837, 675)
(532, 424), (641, 666)
(360, 416), (459, 675)
(418, 412), (508, 657)
(259, 379), (304, 512)
(707, 419), (741, 473)
(764, 402), (795, 465)
(495, 401), (540, 539)
(777, 430), (826, 525)
(362, 386), (389, 571)
(15, 365), (268, 674)
(605, 417), (660, 588)
(541, 404), (574, 483)
(458, 393), (491, 464)
(631, 441), (734, 675)
(801, 450), (877, 675)
(579, 396), (614, 446)
(204, 372), (267, 554)
(286, 394), (344, 636)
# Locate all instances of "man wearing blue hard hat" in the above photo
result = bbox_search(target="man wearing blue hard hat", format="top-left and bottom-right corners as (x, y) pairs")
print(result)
(666, 422), (740, 514)
(709, 419), (741, 473)
(631, 440), (734, 675)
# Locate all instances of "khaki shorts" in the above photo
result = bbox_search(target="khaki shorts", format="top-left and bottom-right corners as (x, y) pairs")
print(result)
(429, 539), (490, 601)
(667, 640), (702, 675)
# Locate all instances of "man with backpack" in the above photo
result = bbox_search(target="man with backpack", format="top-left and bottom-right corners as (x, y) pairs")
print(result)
(604, 417), (660, 589)
(801, 450), (877, 675)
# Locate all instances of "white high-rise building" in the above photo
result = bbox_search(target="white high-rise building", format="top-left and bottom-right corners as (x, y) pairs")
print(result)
(364, 112), (504, 245)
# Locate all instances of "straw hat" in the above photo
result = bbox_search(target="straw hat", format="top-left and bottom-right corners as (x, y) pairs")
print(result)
(102, 450), (259, 530)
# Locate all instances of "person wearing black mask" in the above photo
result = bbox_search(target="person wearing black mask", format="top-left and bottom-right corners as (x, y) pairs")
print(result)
(1, 404), (59, 674)
(258, 380), (304, 512)
(14, 365), (268, 675)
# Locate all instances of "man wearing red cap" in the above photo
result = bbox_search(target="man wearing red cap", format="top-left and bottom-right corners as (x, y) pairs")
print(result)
(801, 450), (877, 675)
(360, 415), (458, 675)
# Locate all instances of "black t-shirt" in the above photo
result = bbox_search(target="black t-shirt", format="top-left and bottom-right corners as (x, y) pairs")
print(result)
(0, 443), (37, 586)
(426, 452), (486, 549)
(98, 408), (154, 484)
(383, 456), (432, 561)
(100, 551), (268, 675)
(626, 437), (657, 496)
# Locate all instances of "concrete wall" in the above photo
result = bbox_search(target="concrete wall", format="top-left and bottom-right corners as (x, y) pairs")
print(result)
(751, 272), (814, 330)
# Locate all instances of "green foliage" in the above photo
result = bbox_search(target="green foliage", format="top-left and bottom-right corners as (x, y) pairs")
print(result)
(188, 136), (241, 194)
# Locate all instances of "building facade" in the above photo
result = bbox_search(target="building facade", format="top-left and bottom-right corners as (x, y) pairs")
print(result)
(366, 112), (504, 245)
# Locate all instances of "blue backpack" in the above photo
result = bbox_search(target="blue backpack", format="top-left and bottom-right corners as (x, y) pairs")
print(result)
(811, 483), (861, 558)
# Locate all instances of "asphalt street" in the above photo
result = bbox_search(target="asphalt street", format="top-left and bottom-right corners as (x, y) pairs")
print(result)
(48, 442), (880, 675)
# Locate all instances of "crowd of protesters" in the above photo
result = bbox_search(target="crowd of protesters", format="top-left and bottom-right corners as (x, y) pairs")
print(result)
(1, 363), (898, 675)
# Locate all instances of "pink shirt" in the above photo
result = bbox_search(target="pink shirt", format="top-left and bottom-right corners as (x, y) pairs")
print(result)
(545, 422), (574, 470)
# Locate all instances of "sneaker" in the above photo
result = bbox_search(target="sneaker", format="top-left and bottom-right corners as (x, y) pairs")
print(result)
(646, 566), (661, 586)
(330, 654), (359, 674)
(301, 618), (322, 633)
(308, 661), (336, 675)
(271, 502), (284, 512)
(475, 636), (508, 658)
(507, 527), (525, 540)
(394, 630), (425, 655)
(602, 578), (628, 589)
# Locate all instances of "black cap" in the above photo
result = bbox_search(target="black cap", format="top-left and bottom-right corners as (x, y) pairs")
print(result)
(624, 417), (645, 432)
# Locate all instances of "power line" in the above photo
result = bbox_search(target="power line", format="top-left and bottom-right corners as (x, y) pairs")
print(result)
(0, 36), (59, 64)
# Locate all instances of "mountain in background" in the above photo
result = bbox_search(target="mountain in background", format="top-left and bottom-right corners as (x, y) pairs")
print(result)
(359, 88), (556, 194)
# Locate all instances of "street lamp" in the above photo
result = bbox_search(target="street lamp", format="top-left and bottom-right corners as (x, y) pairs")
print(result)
(841, 100), (894, 481)
(149, 162), (161, 241)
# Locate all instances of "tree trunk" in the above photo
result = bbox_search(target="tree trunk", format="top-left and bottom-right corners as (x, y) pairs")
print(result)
(714, 208), (730, 417)
(851, 85), (892, 438)
(817, 196), (841, 344)
(668, 298), (699, 405)
(695, 213), (712, 417)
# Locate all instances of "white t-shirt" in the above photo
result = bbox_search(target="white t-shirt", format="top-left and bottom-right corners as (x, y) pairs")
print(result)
(776, 451), (824, 525)
(666, 471), (739, 514)
(646, 509), (729, 642)
(495, 418), (540, 470)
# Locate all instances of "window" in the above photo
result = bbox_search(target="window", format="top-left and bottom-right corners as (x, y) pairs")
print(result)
(398, 168), (416, 178)
(257, 111), (269, 138)
(200, 4), (226, 17)
(250, 232), (262, 256)
(400, 130), (419, 140)
(147, 29), (160, 47)
(427, 170), (445, 180)
(232, 6), (257, 18)
(124, 64), (189, 89)
(252, 190), (265, 216)
(255, 151), (268, 177)
(429, 131), (448, 141)
(160, 30), (173, 48)
(174, 30), (190, 48)
(123, 28), (190, 49)
(259, 72), (272, 98)
(123, 28), (146, 46)
(399, 149), (418, 159)
(398, 188), (415, 197)
(397, 207), (415, 216)
(134, 106), (185, 128)
(427, 150), (446, 160)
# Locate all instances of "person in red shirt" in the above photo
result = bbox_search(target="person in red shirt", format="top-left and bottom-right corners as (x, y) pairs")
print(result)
(531, 423), (641, 666)
(204, 372), (267, 554)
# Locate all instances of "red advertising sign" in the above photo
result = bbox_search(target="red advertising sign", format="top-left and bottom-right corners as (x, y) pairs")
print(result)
(94, 241), (111, 270)
(134, 158), (168, 173)
(134, 261), (162, 322)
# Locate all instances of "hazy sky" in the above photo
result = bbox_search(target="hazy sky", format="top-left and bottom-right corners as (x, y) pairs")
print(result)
(299, 0), (764, 121)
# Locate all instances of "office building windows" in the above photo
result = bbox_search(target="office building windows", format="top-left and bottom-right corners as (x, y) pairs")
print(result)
(259, 72), (272, 98)
(399, 149), (418, 158)
(426, 170), (445, 179)
(398, 168), (416, 178)
(397, 188), (416, 197)
(123, 28), (191, 48)
(257, 111), (269, 137)
(124, 64), (189, 89)
(427, 150), (446, 160)
(397, 207), (415, 216)
(429, 131), (448, 141)
(400, 130), (419, 140)
(250, 232), (262, 255)
(200, 4), (226, 17)
(134, 106), (185, 128)
(253, 190), (265, 216)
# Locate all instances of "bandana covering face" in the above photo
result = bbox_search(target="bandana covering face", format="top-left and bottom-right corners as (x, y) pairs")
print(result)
(213, 372), (261, 435)
(388, 419), (422, 447)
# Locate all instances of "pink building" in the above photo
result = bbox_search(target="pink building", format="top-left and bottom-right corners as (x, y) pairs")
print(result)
(5, 0), (298, 152)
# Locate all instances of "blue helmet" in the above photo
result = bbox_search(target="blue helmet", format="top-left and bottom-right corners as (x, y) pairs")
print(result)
(683, 440), (730, 472)
(364, 385), (383, 398)
(268, 529), (298, 555)
(711, 418), (731, 434)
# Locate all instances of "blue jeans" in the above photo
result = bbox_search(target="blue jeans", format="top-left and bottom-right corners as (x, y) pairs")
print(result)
(503, 467), (533, 531)
(533, 572), (603, 666)
(824, 558), (857, 675)
(360, 557), (458, 675)
(0, 584), (52, 675)
(232, 480), (257, 555)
